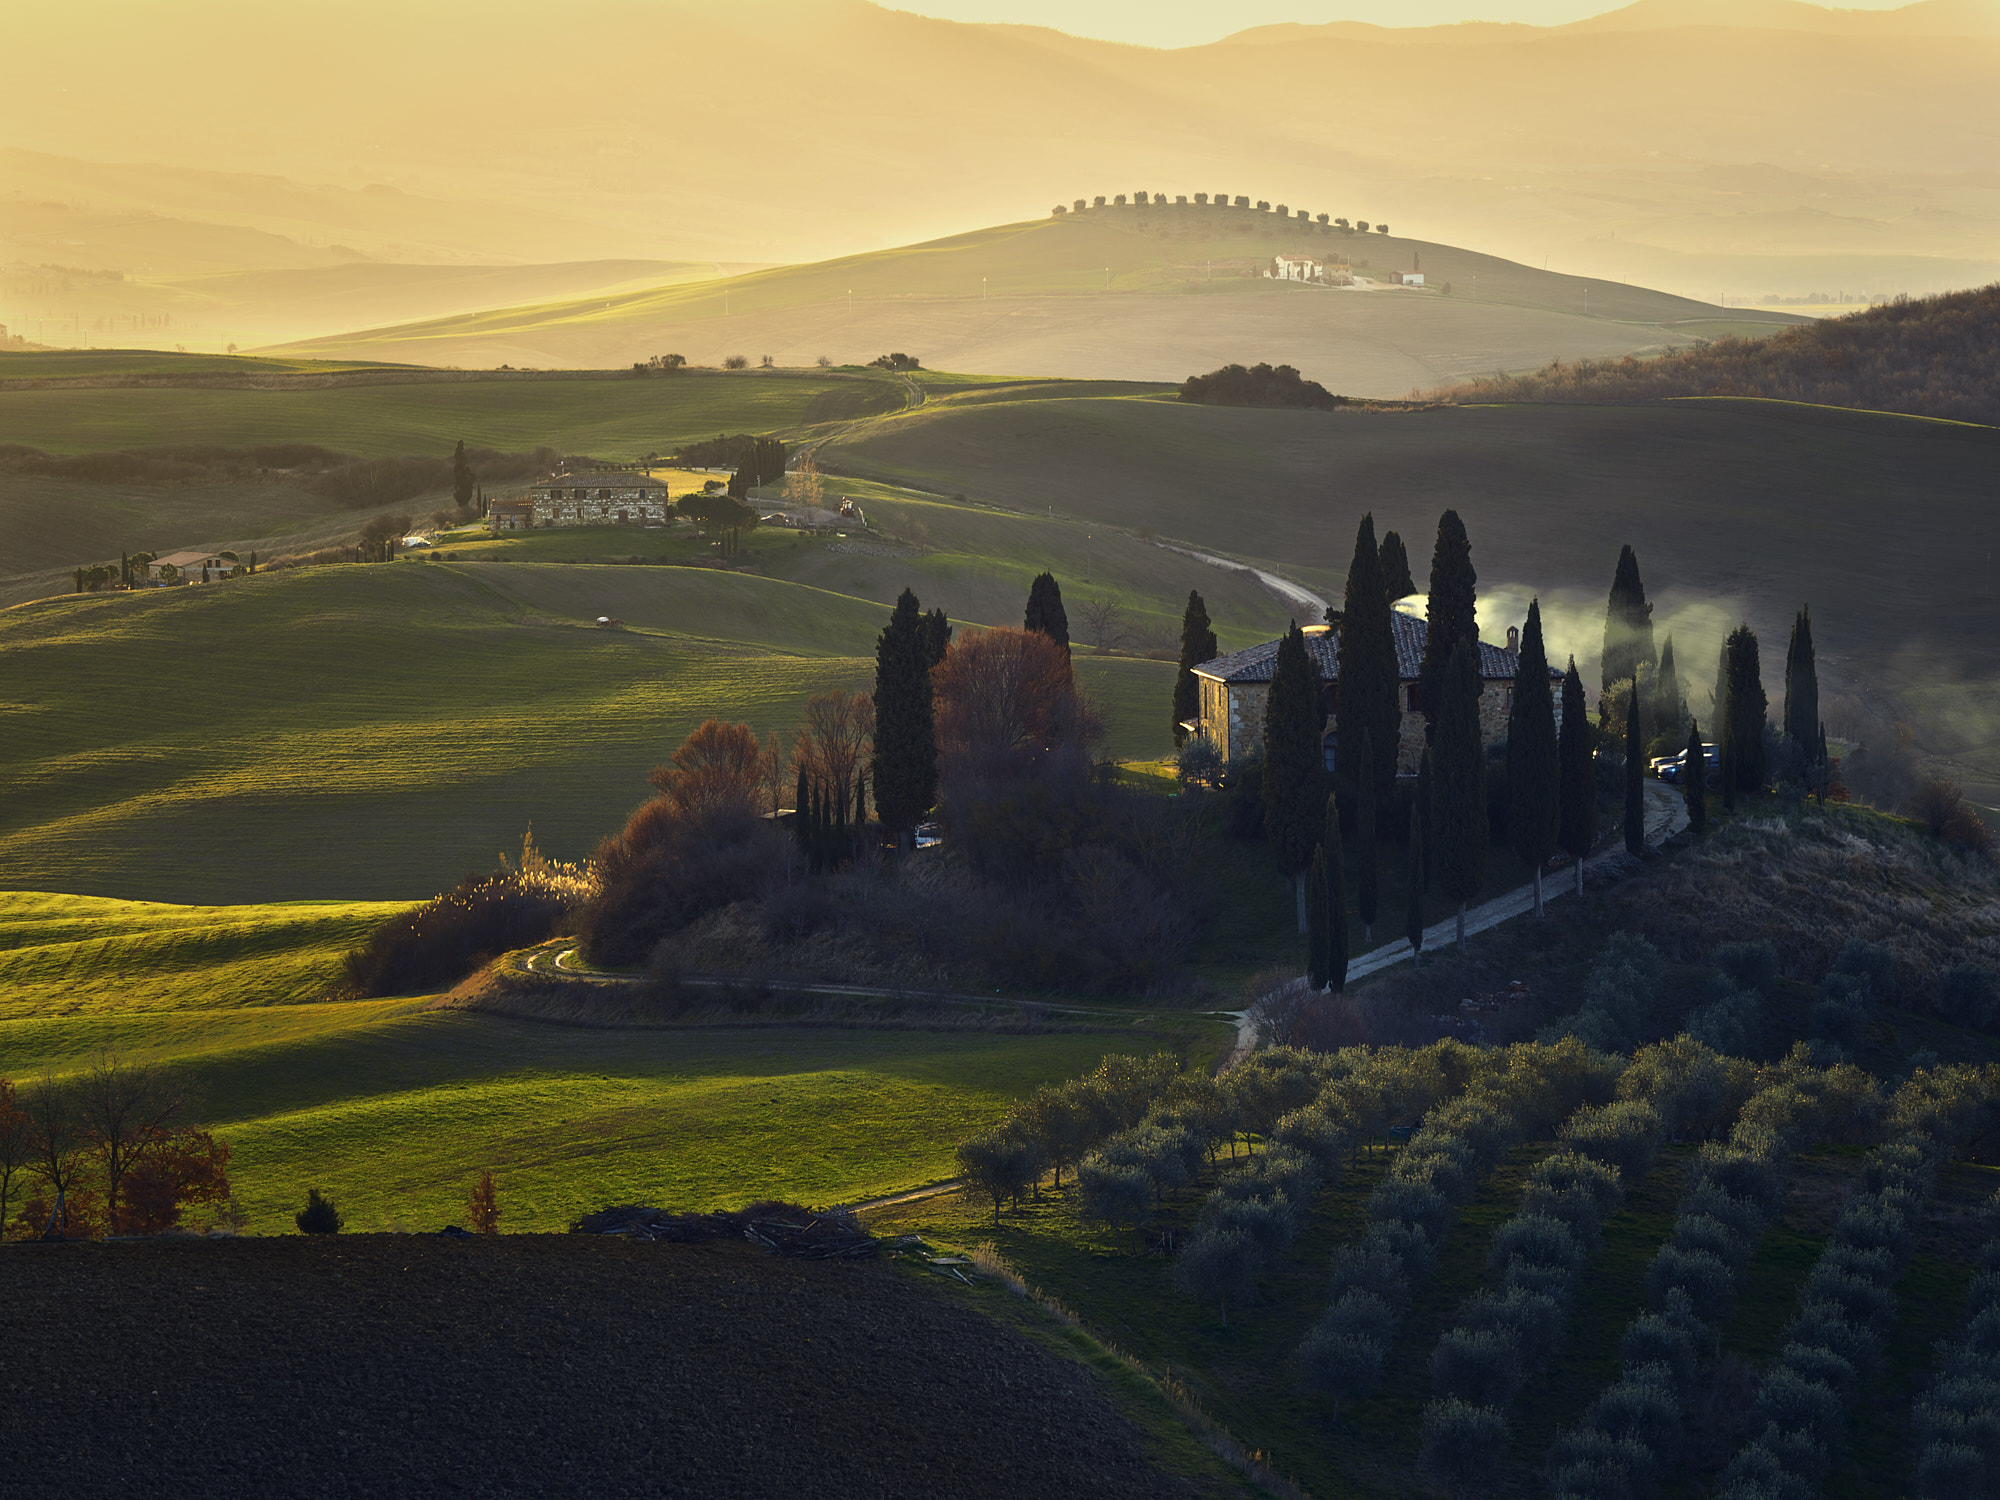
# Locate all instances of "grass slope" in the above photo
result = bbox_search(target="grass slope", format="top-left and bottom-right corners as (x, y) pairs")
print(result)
(830, 393), (2000, 804)
(0, 560), (1175, 902)
(268, 211), (1797, 391)
(0, 367), (903, 458)
(0, 996), (1171, 1234)
(0, 890), (405, 1020)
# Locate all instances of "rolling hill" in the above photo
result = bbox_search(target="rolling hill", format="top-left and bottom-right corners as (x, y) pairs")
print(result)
(270, 207), (1798, 392)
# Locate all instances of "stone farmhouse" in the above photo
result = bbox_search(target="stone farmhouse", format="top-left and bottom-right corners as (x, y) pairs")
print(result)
(490, 471), (672, 532)
(1189, 612), (1559, 775)
(148, 550), (238, 582)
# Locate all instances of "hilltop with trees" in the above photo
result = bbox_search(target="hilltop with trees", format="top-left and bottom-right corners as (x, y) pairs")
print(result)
(1443, 284), (2000, 426)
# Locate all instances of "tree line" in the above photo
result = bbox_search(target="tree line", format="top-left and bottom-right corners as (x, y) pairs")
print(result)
(1054, 193), (1390, 237)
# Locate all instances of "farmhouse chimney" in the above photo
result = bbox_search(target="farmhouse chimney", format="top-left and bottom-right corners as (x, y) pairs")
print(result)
(1506, 625), (1520, 652)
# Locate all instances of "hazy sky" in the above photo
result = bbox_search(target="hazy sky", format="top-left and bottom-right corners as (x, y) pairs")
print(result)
(889, 0), (1916, 48)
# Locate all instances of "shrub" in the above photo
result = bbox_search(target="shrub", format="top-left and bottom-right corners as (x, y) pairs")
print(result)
(1172, 1226), (1260, 1324)
(1831, 938), (1896, 998)
(1076, 1156), (1151, 1233)
(1487, 1213), (1585, 1276)
(1671, 1211), (1755, 1268)
(1523, 1151), (1623, 1247)
(1621, 1310), (1700, 1396)
(1418, 1398), (1509, 1495)
(1550, 1427), (1657, 1499)
(1687, 984), (1764, 1059)
(1300, 1288), (1393, 1407)
(1714, 940), (1781, 995)
(1587, 1363), (1682, 1460)
(295, 1188), (342, 1234)
(1777, 1340), (1858, 1398)
(1460, 1286), (1566, 1366)
(1369, 1217), (1439, 1282)
(1937, 965), (2000, 1030)
(1327, 1231), (1413, 1310)
(1372, 1173), (1453, 1242)
(1800, 1265), (1893, 1328)
(1754, 1366), (1844, 1442)
(1647, 1244), (1735, 1321)
(1560, 1101), (1661, 1179)
(1429, 1326), (1525, 1407)
(344, 871), (580, 996)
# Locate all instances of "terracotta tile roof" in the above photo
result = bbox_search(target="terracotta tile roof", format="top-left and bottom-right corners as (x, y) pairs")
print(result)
(1193, 611), (1557, 685)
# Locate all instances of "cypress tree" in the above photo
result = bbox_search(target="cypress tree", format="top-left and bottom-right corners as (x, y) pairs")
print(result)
(1325, 794), (1348, 992)
(1307, 847), (1331, 990)
(872, 589), (939, 848)
(1654, 633), (1684, 752)
(1600, 544), (1656, 703)
(248, 549), (257, 574)
(1406, 800), (1427, 966)
(1557, 657), (1596, 896)
(855, 769), (868, 830)
(452, 439), (475, 510)
(120, 551), (129, 587)
(1721, 623), (1767, 796)
(1378, 529), (1416, 601)
(1434, 637), (1487, 947)
(1024, 572), (1070, 658)
(1624, 673), (1645, 854)
(1337, 514), (1402, 810)
(1172, 589), (1218, 748)
(1263, 622), (1325, 933)
(1507, 598), (1560, 917)
(925, 607), (952, 667)
(1684, 718), (1707, 834)
(794, 767), (810, 855)
(1783, 605), (1818, 750)
(1814, 722), (1831, 805)
(1418, 509), (1478, 738)
(833, 778), (849, 866)
(1355, 729), (1379, 943)
(1416, 746), (1435, 893)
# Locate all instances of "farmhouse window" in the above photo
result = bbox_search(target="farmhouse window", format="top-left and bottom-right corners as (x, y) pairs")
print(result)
(1407, 684), (1421, 711)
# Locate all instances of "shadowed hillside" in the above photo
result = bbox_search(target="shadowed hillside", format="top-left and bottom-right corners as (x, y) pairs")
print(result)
(1443, 284), (2000, 425)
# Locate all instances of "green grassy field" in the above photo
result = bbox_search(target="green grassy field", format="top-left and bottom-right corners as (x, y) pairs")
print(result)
(0, 559), (1177, 902)
(0, 890), (407, 1019)
(0, 349), (417, 382)
(0, 367), (903, 458)
(0, 987), (1197, 1234)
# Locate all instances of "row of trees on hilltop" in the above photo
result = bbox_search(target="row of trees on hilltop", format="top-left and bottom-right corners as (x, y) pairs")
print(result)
(1440, 283), (2000, 426)
(1054, 193), (1390, 236)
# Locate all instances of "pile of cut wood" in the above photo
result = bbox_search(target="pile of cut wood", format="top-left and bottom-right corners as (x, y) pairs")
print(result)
(571, 1200), (877, 1259)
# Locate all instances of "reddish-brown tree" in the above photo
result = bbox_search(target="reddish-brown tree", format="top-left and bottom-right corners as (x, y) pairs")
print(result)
(77, 1055), (192, 1233)
(932, 627), (1101, 792)
(120, 1129), (232, 1235)
(0, 1079), (30, 1240)
(646, 719), (765, 820)
(467, 1171), (501, 1234)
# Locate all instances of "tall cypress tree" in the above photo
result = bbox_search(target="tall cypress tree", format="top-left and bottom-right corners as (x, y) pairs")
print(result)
(1263, 623), (1325, 933)
(1684, 718), (1707, 835)
(793, 767), (811, 855)
(1434, 636), (1487, 947)
(1405, 800), (1427, 966)
(924, 607), (952, 666)
(1507, 598), (1560, 917)
(1600, 544), (1656, 703)
(1172, 589), (1218, 748)
(1783, 605), (1818, 750)
(1024, 572), (1070, 658)
(452, 439), (475, 510)
(1355, 729), (1379, 943)
(1325, 794), (1349, 992)
(1624, 675), (1645, 854)
(1722, 623), (1767, 796)
(1557, 657), (1596, 895)
(1307, 848), (1331, 991)
(1379, 529), (1416, 600)
(872, 589), (939, 848)
(1416, 746), (1436, 893)
(1654, 633), (1684, 753)
(855, 769), (868, 830)
(1418, 509), (1478, 738)
(1337, 514), (1402, 810)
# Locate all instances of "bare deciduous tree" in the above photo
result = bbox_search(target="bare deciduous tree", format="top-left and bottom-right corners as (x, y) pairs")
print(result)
(794, 691), (875, 810)
(19, 1073), (91, 1237)
(1077, 596), (1129, 652)
(77, 1055), (192, 1233)
(785, 448), (824, 515)
(759, 729), (792, 814)
(0, 1078), (30, 1238)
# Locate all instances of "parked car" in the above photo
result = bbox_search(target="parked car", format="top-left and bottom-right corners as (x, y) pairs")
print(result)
(1653, 743), (1720, 784)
